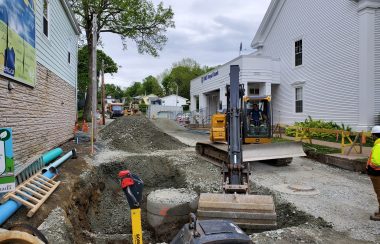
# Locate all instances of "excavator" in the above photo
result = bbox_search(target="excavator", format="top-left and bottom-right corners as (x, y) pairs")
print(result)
(195, 65), (306, 229)
(196, 87), (305, 167)
(195, 65), (280, 232)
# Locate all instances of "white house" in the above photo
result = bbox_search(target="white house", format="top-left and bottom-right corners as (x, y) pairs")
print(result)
(161, 94), (188, 107)
(190, 0), (380, 130)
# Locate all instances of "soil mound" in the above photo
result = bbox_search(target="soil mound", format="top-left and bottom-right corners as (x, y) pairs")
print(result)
(99, 116), (186, 152)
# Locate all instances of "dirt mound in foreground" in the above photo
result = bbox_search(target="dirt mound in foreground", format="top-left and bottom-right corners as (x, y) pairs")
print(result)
(99, 116), (186, 152)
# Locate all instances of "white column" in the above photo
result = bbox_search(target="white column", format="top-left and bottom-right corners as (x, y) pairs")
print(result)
(220, 86), (227, 110)
(190, 95), (196, 111)
(357, 0), (378, 130)
(264, 82), (272, 96)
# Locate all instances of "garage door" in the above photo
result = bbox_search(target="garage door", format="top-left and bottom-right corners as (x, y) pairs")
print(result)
(157, 111), (172, 119)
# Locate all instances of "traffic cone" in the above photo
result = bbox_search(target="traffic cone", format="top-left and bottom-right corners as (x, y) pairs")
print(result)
(361, 132), (367, 145)
(82, 120), (89, 133)
(73, 122), (79, 134)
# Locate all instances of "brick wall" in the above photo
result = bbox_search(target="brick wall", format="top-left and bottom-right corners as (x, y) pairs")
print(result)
(0, 63), (76, 172)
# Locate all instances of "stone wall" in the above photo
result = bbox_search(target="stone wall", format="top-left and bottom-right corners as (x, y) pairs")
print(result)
(0, 63), (76, 173)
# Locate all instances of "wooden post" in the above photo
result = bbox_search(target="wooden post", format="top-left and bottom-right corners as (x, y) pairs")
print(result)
(91, 15), (98, 140)
(101, 60), (106, 125)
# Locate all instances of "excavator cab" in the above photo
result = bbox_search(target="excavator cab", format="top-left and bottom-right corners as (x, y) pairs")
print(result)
(243, 96), (272, 144)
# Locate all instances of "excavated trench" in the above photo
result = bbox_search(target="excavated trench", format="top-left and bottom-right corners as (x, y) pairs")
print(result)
(58, 117), (331, 243)
(63, 156), (331, 243)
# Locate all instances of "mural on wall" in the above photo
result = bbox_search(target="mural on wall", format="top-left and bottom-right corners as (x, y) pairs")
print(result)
(0, 128), (15, 193)
(0, 0), (36, 86)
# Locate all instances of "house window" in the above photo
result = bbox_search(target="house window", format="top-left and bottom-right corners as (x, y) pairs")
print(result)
(43, 0), (49, 37)
(295, 39), (302, 66)
(249, 88), (260, 95)
(295, 87), (303, 113)
(68, 52), (71, 64)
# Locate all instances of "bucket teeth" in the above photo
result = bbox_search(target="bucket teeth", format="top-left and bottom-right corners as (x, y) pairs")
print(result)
(197, 193), (277, 230)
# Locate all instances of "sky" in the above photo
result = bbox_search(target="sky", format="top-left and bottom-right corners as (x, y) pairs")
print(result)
(100, 0), (271, 88)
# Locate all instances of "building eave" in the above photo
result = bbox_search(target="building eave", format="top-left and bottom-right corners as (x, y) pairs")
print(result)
(251, 0), (286, 49)
(60, 0), (81, 35)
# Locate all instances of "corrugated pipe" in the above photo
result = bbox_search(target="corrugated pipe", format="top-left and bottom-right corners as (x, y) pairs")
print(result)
(0, 149), (76, 226)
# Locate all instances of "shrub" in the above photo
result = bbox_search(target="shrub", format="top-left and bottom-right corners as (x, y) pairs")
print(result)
(139, 104), (148, 113)
(285, 116), (352, 142)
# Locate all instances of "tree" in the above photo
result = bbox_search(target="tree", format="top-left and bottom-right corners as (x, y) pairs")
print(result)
(142, 75), (163, 96)
(70, 0), (175, 121)
(104, 84), (124, 99)
(77, 46), (118, 101)
(161, 58), (213, 99)
(125, 82), (144, 97)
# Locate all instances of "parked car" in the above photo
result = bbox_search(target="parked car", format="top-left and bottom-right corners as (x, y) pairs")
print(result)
(107, 103), (124, 119)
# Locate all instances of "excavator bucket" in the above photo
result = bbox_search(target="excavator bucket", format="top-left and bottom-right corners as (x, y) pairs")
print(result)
(196, 141), (305, 166)
(197, 193), (277, 230)
(243, 142), (306, 162)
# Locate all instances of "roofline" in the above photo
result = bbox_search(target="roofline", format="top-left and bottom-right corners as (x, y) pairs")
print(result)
(190, 54), (277, 83)
(161, 94), (189, 100)
(60, 0), (81, 35)
(251, 0), (285, 49)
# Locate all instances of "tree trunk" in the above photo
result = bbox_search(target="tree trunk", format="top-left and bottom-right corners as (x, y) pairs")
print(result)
(83, 41), (93, 122)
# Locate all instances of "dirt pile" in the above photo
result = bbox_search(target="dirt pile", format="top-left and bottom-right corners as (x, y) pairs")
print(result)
(99, 116), (186, 152)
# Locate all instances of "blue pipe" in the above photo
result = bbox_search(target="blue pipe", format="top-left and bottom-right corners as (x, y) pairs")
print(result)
(0, 149), (75, 225)
(42, 148), (63, 165)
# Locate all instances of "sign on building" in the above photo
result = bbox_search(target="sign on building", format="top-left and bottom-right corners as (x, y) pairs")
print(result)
(0, 128), (15, 193)
(0, 0), (36, 87)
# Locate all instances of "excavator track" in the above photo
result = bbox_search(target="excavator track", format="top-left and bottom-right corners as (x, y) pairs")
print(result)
(196, 141), (306, 167)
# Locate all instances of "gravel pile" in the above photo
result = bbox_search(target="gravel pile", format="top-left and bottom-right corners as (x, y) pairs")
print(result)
(99, 116), (186, 153)
(148, 188), (198, 205)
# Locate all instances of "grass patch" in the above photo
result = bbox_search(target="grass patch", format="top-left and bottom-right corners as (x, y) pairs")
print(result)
(303, 143), (341, 155)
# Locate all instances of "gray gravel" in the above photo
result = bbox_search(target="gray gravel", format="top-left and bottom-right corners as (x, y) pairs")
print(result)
(154, 118), (380, 243)
(38, 207), (75, 244)
(152, 119), (208, 147)
(250, 158), (380, 242)
(99, 116), (186, 152)
(148, 188), (198, 205)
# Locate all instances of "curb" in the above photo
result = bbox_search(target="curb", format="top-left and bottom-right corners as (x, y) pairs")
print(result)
(305, 150), (367, 173)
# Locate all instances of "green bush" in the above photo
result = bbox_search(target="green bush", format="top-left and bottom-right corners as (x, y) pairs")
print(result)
(139, 104), (148, 113)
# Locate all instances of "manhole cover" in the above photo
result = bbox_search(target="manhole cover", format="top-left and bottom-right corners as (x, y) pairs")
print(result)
(287, 184), (315, 192)
(272, 184), (319, 196)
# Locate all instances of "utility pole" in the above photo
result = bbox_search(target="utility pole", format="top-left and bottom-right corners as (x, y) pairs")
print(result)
(101, 60), (105, 125)
(91, 14), (98, 151)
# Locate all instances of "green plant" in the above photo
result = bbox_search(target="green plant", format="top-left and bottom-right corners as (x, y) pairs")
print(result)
(285, 116), (352, 143)
(139, 104), (148, 113)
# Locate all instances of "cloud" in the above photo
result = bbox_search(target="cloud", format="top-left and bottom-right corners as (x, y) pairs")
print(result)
(101, 0), (271, 87)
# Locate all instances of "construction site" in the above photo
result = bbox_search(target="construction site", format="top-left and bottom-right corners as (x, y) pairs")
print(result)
(2, 0), (380, 243)
(0, 110), (378, 243)
(0, 66), (379, 243)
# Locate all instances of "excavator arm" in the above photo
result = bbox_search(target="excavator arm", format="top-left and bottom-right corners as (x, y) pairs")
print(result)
(223, 65), (249, 194)
(197, 65), (277, 230)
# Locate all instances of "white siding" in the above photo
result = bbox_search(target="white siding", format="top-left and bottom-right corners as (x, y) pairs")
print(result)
(258, 0), (360, 127)
(190, 55), (280, 111)
(35, 0), (78, 87)
(375, 10), (380, 124)
(161, 95), (188, 107)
